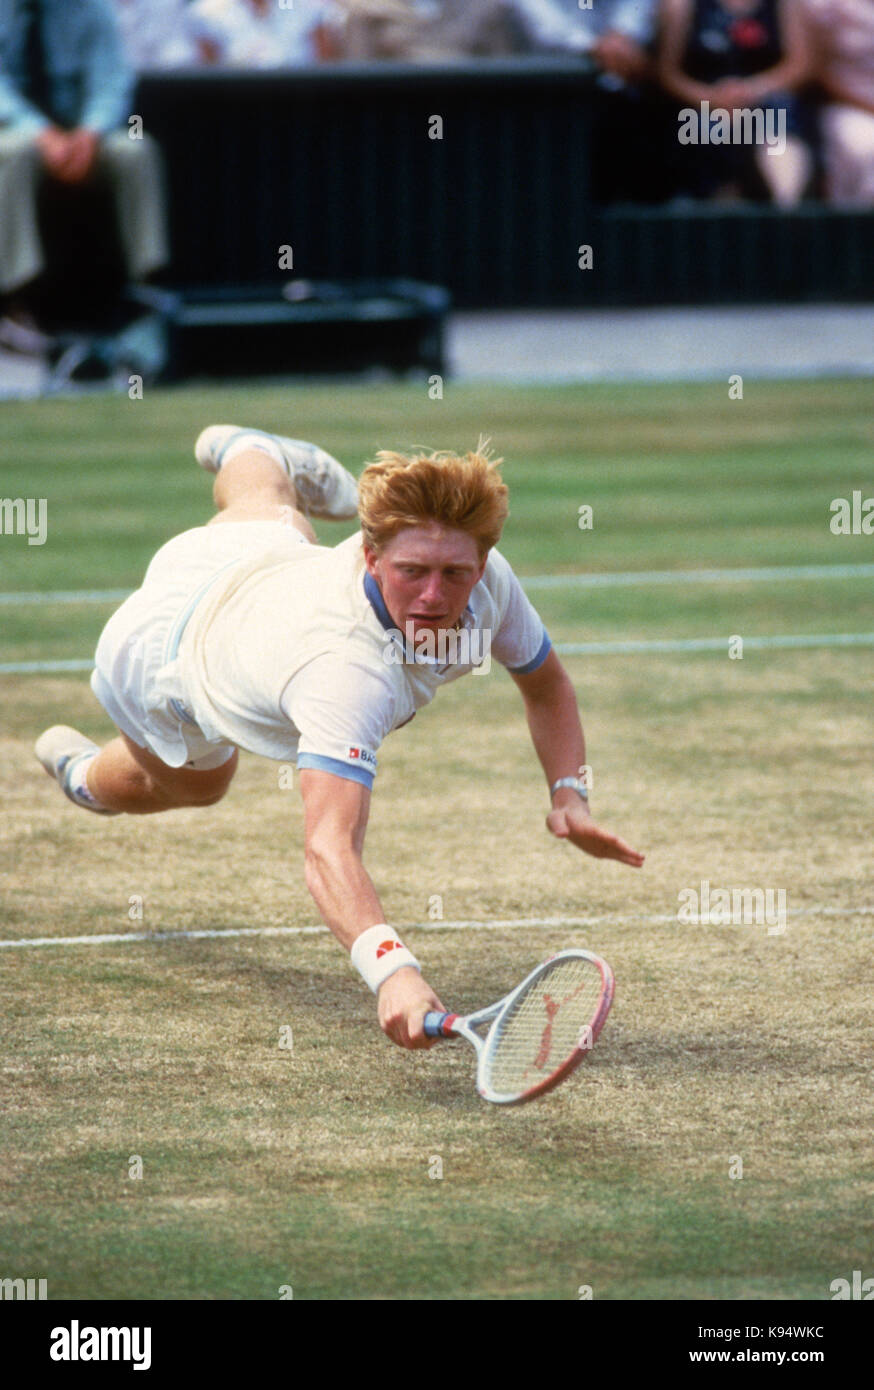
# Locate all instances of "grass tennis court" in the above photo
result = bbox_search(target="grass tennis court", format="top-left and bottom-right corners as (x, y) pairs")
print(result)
(1, 378), (871, 1299)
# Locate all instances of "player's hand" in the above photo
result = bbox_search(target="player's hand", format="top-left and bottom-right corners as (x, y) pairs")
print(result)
(377, 966), (447, 1050)
(547, 799), (645, 868)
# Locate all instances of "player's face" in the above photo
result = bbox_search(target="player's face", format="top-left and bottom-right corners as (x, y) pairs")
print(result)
(364, 523), (487, 640)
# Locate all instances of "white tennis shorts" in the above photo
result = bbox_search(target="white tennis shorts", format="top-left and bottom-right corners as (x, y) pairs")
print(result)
(91, 519), (310, 769)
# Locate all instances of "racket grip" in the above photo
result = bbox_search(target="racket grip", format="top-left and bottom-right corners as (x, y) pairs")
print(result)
(424, 1011), (458, 1038)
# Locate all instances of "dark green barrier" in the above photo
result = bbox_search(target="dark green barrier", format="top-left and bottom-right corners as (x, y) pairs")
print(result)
(137, 62), (874, 308)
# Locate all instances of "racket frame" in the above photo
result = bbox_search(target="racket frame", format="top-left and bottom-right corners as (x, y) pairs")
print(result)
(424, 948), (615, 1105)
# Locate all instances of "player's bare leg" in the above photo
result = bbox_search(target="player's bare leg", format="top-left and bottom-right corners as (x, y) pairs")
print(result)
(87, 733), (238, 813)
(207, 449), (317, 542)
(36, 725), (238, 815)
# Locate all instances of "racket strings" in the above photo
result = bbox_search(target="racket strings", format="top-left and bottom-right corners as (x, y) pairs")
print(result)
(483, 958), (605, 1096)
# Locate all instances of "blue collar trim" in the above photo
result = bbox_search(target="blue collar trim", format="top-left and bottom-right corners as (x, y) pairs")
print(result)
(363, 570), (396, 631)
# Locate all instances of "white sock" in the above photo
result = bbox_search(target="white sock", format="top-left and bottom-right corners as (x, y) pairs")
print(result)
(62, 750), (119, 816)
(220, 431), (288, 475)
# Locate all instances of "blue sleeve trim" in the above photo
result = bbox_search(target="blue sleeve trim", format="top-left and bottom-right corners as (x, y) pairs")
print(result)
(296, 753), (375, 789)
(507, 630), (553, 675)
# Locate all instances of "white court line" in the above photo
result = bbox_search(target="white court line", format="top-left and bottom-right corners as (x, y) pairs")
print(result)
(0, 589), (131, 606)
(1, 906), (870, 951)
(0, 658), (93, 674)
(3, 631), (874, 676)
(557, 633), (874, 656)
(1, 562), (873, 607)
(522, 563), (874, 591)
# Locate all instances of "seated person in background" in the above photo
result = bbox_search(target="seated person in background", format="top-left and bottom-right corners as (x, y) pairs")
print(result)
(512, 1), (663, 204)
(336, 1), (656, 74)
(186, 0), (336, 66)
(338, 3), (662, 201)
(803, 0), (874, 207)
(337, 1), (529, 62)
(511, 0), (655, 84)
(113, 0), (201, 70)
(0, 0), (168, 354)
(657, 0), (814, 205)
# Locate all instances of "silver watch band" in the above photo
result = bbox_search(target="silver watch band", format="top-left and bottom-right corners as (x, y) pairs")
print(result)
(550, 777), (589, 801)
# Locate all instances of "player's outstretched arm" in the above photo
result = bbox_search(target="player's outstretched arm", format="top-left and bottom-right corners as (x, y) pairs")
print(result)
(511, 650), (645, 869)
(299, 769), (446, 1048)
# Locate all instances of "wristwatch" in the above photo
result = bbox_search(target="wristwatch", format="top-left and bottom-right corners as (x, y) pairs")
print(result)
(550, 777), (589, 802)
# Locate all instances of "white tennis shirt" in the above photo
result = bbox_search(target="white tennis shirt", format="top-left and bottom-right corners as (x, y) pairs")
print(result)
(174, 531), (551, 788)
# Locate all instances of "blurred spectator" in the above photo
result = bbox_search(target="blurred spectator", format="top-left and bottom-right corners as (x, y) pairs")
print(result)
(114, 0), (200, 70)
(657, 0), (814, 205)
(512, 0), (655, 84)
(335, 2), (430, 64)
(0, 0), (168, 353)
(186, 0), (335, 66)
(803, 0), (874, 206)
(337, 1), (659, 64)
(337, 1), (529, 62)
(508, 2), (663, 204)
(338, 2), (664, 199)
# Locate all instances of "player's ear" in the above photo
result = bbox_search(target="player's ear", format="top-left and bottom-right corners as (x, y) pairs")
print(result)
(362, 543), (380, 577)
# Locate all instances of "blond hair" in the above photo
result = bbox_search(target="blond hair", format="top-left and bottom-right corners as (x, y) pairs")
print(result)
(357, 440), (508, 557)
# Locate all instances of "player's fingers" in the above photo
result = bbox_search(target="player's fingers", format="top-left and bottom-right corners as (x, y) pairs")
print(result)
(607, 831), (645, 862)
(408, 1003), (446, 1050)
(574, 825), (645, 866)
(606, 839), (645, 867)
(599, 840), (644, 866)
(394, 1022), (432, 1050)
(384, 1019), (415, 1050)
(384, 1011), (434, 1050)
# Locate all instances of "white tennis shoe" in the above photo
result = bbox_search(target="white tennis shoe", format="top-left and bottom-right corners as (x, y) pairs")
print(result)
(194, 424), (359, 520)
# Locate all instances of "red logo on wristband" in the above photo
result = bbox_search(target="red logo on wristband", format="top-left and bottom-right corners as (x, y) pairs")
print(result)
(376, 939), (403, 958)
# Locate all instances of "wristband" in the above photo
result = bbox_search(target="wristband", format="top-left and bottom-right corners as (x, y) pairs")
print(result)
(350, 924), (421, 993)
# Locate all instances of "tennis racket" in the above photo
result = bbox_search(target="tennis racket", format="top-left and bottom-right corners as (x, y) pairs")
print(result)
(424, 948), (615, 1105)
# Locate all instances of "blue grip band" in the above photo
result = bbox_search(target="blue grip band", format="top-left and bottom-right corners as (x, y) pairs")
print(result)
(424, 1011), (450, 1037)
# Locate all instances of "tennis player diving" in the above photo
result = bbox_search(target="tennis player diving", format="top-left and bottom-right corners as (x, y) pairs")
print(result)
(35, 427), (645, 1050)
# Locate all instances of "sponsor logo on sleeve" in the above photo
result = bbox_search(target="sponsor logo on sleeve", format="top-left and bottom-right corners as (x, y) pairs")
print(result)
(347, 746), (377, 769)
